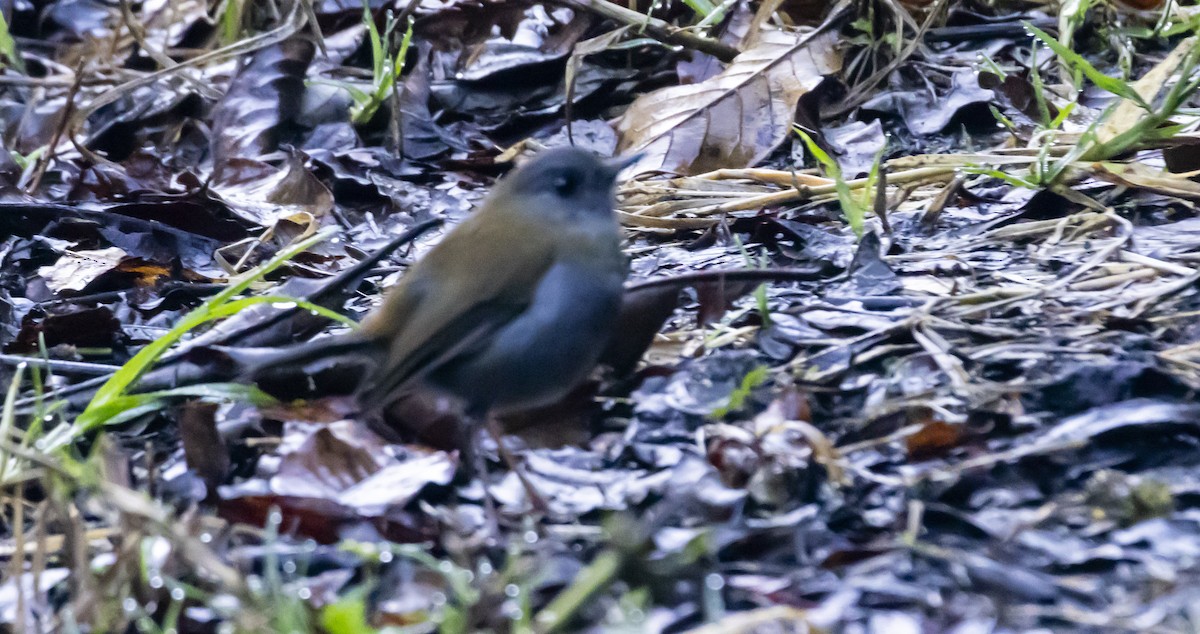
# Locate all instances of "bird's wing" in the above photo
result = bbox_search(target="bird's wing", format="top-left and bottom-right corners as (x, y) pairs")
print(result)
(357, 210), (558, 406)
(359, 300), (522, 411)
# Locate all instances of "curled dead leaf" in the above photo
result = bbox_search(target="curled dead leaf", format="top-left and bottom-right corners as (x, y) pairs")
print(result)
(616, 28), (842, 176)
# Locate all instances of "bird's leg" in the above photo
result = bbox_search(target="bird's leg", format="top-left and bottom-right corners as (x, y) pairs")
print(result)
(484, 417), (549, 514)
(459, 416), (499, 539)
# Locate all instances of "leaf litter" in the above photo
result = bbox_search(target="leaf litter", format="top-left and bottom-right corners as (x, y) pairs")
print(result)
(3, 0), (1200, 632)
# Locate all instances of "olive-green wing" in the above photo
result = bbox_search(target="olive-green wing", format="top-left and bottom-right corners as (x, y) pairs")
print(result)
(357, 209), (557, 406)
(357, 299), (524, 410)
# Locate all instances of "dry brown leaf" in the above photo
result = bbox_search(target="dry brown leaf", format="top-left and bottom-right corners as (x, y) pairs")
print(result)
(615, 27), (842, 176)
(906, 420), (965, 461)
(1094, 162), (1200, 200)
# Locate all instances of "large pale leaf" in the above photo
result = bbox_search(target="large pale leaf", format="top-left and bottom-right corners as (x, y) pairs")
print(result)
(615, 28), (842, 176)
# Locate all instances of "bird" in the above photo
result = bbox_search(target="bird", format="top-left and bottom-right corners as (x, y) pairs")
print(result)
(250, 146), (634, 495)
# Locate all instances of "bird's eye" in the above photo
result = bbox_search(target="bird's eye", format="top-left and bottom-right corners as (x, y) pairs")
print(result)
(552, 172), (579, 197)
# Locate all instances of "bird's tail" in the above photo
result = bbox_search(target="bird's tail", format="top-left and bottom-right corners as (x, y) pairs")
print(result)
(224, 334), (384, 399)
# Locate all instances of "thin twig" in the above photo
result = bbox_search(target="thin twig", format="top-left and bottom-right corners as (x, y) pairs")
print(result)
(0, 355), (121, 376)
(65, 2), (306, 162)
(117, 0), (220, 99)
(626, 266), (828, 294)
(553, 0), (739, 61)
(23, 61), (86, 194)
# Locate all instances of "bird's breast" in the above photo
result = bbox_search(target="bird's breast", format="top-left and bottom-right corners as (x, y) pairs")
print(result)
(425, 257), (624, 413)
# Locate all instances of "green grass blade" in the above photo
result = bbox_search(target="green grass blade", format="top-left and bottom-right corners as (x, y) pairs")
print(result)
(74, 230), (334, 435)
(794, 127), (865, 237)
(0, 9), (22, 73)
(1028, 23), (1149, 109)
(0, 364), (25, 484)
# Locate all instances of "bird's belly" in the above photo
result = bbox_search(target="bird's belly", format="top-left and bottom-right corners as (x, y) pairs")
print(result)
(427, 261), (623, 414)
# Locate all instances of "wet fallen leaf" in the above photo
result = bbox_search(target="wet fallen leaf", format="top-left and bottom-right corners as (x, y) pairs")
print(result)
(37, 246), (127, 293)
(616, 28), (842, 176)
(179, 401), (229, 500)
(210, 37), (316, 166)
(7, 305), (124, 354)
(241, 421), (457, 515)
(208, 152), (335, 226)
(860, 69), (995, 135)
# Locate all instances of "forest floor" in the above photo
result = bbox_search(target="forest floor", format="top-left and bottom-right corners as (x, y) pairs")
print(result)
(3, 0), (1200, 632)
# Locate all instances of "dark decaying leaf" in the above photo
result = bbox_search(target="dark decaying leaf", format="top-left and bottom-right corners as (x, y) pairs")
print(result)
(6, 305), (124, 354)
(1162, 135), (1200, 174)
(219, 421), (452, 542)
(978, 71), (1060, 127)
(822, 119), (887, 177)
(616, 28), (843, 176)
(564, 26), (631, 136)
(208, 152), (335, 226)
(179, 401), (230, 500)
(85, 89), (204, 162)
(835, 231), (899, 296)
(449, 5), (592, 81)
(210, 37), (316, 167)
(416, 3), (634, 136)
(749, 216), (857, 268)
(0, 202), (227, 273)
(1042, 399), (1200, 444)
(236, 421), (455, 515)
(431, 62), (635, 132)
(395, 48), (469, 160)
(859, 70), (996, 136)
(1024, 361), (1190, 417)
(675, 0), (756, 84)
